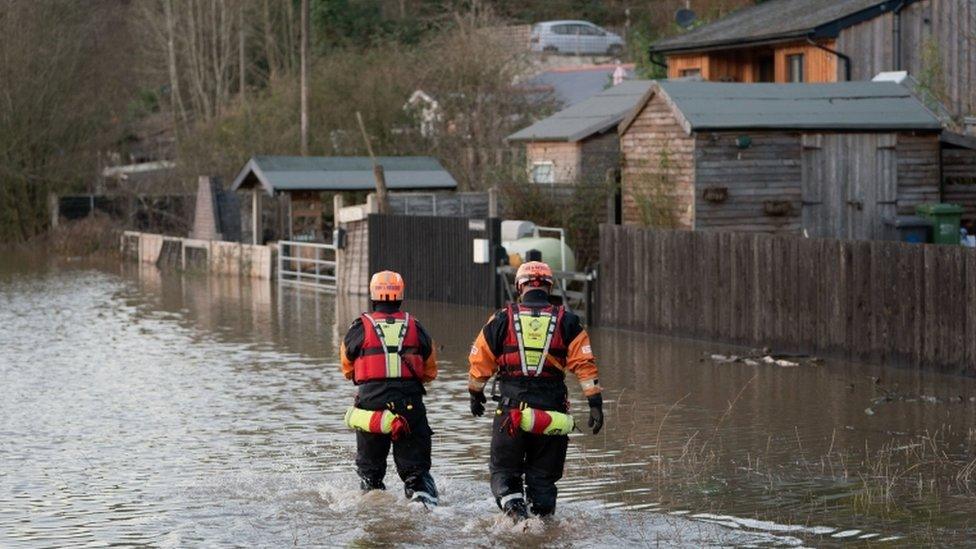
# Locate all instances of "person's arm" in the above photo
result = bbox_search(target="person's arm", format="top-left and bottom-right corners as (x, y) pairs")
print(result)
(415, 321), (438, 383)
(340, 318), (365, 381)
(561, 310), (604, 434)
(467, 310), (507, 393)
(561, 311), (602, 398)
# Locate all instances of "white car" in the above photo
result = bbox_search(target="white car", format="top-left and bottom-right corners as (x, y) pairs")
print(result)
(530, 20), (625, 56)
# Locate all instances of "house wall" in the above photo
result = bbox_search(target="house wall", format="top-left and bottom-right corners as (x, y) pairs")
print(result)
(693, 131), (940, 237)
(895, 132), (941, 215)
(619, 92), (696, 228)
(665, 40), (837, 83)
(836, 0), (976, 117)
(773, 42), (838, 83)
(525, 141), (581, 183)
(694, 131), (803, 233)
(579, 132), (621, 185)
(943, 147), (976, 224)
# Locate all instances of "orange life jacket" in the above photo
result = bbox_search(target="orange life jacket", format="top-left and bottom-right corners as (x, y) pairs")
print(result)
(352, 311), (424, 383)
(497, 303), (567, 378)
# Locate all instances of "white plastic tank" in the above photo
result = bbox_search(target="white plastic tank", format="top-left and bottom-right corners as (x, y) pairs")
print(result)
(501, 220), (536, 242)
(503, 237), (576, 272)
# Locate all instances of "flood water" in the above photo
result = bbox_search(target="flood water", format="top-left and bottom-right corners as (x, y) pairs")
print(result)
(2, 255), (975, 547)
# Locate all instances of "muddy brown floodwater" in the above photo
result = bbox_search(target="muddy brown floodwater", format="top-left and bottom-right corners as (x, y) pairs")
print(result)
(2, 255), (975, 547)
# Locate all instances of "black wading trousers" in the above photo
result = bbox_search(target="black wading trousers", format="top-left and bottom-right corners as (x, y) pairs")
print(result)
(355, 396), (437, 503)
(489, 405), (569, 516)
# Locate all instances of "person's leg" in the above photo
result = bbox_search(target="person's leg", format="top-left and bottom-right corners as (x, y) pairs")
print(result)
(490, 409), (528, 519)
(356, 430), (391, 490)
(524, 434), (569, 516)
(392, 402), (438, 505)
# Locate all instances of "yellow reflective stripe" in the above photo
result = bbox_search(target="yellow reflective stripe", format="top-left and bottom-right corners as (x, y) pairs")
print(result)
(514, 310), (554, 375)
(378, 320), (404, 377)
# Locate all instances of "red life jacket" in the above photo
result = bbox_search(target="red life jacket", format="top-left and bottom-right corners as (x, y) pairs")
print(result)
(352, 311), (425, 383)
(497, 303), (567, 378)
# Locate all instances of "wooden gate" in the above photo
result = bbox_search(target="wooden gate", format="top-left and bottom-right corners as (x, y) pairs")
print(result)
(801, 133), (897, 240)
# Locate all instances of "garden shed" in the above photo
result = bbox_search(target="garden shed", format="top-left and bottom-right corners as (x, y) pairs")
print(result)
(507, 80), (652, 185)
(617, 80), (948, 240)
(230, 155), (457, 243)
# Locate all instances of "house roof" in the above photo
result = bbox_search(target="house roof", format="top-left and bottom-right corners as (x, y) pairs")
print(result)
(619, 81), (943, 135)
(507, 80), (653, 142)
(230, 156), (457, 196)
(522, 64), (635, 107)
(652, 0), (921, 54)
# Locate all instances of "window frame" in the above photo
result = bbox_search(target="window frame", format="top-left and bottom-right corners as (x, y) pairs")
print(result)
(530, 161), (556, 184)
(787, 53), (805, 83)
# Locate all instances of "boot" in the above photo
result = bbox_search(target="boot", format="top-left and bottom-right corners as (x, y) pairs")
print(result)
(403, 473), (439, 507)
(502, 498), (529, 523)
(359, 472), (386, 492)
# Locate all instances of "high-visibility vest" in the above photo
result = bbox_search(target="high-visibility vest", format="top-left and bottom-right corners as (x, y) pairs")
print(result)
(352, 311), (424, 383)
(497, 303), (567, 378)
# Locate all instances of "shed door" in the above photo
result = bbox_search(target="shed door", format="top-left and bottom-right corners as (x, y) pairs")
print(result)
(801, 133), (897, 240)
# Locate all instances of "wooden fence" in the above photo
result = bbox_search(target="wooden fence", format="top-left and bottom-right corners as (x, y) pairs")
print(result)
(598, 225), (976, 373)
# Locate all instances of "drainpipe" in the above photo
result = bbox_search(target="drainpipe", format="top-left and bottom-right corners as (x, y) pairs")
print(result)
(806, 36), (852, 81)
(649, 52), (668, 75)
(893, 1), (907, 71)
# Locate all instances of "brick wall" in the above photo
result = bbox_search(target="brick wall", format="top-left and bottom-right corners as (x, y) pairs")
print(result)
(619, 92), (695, 227)
(525, 141), (581, 183)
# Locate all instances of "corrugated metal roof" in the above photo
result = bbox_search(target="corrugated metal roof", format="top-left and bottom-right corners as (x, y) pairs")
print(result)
(621, 81), (943, 133)
(652, 0), (916, 53)
(230, 156), (457, 195)
(507, 80), (653, 142)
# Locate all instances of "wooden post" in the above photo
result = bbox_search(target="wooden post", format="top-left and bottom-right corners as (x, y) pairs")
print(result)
(48, 192), (59, 230)
(252, 187), (262, 245)
(299, 0), (309, 156)
(356, 111), (389, 214)
(488, 186), (499, 218)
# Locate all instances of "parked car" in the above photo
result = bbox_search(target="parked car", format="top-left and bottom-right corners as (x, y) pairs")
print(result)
(530, 20), (625, 56)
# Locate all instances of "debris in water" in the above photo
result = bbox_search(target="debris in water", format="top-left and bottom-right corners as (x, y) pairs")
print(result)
(864, 408), (875, 416)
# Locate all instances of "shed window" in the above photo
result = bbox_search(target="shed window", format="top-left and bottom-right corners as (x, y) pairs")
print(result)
(680, 68), (702, 77)
(530, 161), (555, 184)
(787, 54), (804, 83)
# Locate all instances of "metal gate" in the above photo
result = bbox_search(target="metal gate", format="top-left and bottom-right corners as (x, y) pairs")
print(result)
(277, 240), (337, 292)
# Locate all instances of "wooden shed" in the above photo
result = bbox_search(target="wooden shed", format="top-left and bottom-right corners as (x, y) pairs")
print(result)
(507, 80), (651, 185)
(617, 80), (950, 240)
(231, 156), (457, 243)
(652, 0), (976, 119)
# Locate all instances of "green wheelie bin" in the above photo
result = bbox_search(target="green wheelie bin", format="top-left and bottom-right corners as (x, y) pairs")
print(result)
(916, 203), (964, 245)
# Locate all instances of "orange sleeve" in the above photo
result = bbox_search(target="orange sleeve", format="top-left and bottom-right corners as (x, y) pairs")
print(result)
(340, 341), (354, 381)
(467, 330), (497, 392)
(422, 343), (438, 383)
(566, 330), (602, 397)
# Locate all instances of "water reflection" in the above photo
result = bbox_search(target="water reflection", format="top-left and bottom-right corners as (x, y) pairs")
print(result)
(1, 258), (974, 547)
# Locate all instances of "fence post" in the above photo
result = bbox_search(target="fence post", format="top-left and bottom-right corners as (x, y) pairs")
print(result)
(48, 192), (59, 229)
(489, 186), (499, 218)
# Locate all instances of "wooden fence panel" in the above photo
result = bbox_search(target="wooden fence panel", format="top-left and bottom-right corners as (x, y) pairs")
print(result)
(599, 225), (976, 371)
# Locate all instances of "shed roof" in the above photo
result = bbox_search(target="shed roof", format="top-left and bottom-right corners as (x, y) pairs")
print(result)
(619, 81), (943, 135)
(507, 80), (653, 142)
(652, 0), (921, 54)
(231, 156), (457, 196)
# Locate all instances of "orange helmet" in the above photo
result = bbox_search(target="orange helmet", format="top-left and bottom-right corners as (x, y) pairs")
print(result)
(515, 261), (554, 293)
(369, 270), (405, 301)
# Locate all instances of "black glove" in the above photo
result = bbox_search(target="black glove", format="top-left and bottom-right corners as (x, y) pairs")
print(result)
(470, 390), (487, 417)
(587, 394), (604, 435)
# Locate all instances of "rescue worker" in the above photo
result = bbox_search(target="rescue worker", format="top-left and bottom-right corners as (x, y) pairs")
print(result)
(340, 270), (439, 506)
(467, 261), (604, 521)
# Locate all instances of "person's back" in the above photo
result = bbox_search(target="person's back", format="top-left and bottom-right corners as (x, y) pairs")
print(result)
(340, 271), (438, 506)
